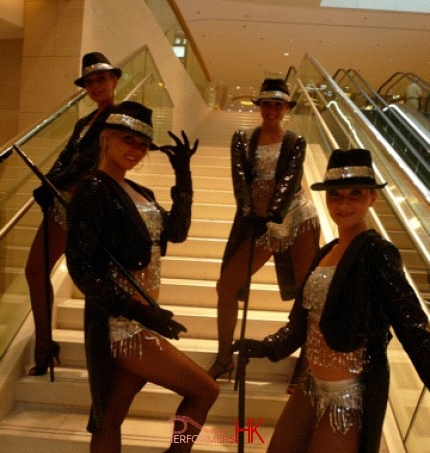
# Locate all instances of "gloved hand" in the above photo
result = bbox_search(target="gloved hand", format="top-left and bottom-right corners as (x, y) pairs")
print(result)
(248, 211), (270, 237)
(163, 318), (188, 340)
(33, 185), (55, 210)
(230, 339), (271, 359)
(159, 130), (198, 174)
(142, 305), (187, 340)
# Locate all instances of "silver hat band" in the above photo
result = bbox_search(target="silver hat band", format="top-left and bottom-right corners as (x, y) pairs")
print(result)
(82, 63), (114, 77)
(106, 113), (153, 140)
(257, 90), (291, 102)
(324, 166), (375, 181)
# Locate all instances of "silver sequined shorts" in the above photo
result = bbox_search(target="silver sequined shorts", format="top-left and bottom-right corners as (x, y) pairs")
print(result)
(300, 370), (363, 434)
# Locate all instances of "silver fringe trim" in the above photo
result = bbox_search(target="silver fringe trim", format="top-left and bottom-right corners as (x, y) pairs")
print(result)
(300, 370), (363, 434)
(257, 216), (319, 253)
(111, 328), (163, 359)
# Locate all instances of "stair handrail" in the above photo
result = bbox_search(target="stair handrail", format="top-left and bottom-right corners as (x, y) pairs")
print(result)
(0, 48), (159, 243)
(334, 68), (430, 172)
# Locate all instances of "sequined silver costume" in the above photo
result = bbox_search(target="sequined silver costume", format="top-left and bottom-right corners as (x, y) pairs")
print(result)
(301, 266), (365, 433)
(261, 230), (430, 453)
(300, 370), (363, 434)
(303, 267), (365, 374)
(252, 142), (318, 253)
(221, 127), (320, 300)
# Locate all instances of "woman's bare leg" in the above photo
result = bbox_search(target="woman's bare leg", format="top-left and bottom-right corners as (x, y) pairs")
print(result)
(307, 410), (360, 453)
(90, 367), (146, 453)
(290, 224), (320, 289)
(112, 331), (219, 453)
(25, 214), (67, 357)
(214, 237), (272, 366)
(267, 386), (315, 453)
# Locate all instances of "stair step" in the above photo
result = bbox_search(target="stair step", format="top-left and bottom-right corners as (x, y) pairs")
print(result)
(161, 255), (277, 283)
(55, 302), (292, 342)
(15, 370), (290, 425)
(50, 330), (297, 382)
(0, 404), (274, 452)
(69, 278), (292, 311)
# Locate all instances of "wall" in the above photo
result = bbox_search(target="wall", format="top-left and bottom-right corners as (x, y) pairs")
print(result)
(0, 39), (23, 144)
(18, 0), (84, 131)
(16, 0), (208, 138)
(81, 0), (209, 135)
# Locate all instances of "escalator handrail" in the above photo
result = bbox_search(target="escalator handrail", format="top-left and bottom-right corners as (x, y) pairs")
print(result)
(0, 90), (86, 159)
(378, 71), (430, 98)
(284, 66), (297, 84)
(300, 57), (430, 316)
(333, 69), (430, 174)
(307, 53), (430, 265)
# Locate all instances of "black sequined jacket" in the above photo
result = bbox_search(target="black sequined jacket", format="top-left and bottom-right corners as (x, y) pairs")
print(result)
(46, 106), (115, 190)
(221, 127), (313, 300)
(65, 169), (192, 433)
(262, 229), (430, 453)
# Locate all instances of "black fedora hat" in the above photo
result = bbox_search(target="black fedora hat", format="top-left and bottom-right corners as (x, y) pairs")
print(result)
(252, 78), (297, 108)
(311, 149), (387, 191)
(103, 101), (159, 150)
(74, 52), (122, 87)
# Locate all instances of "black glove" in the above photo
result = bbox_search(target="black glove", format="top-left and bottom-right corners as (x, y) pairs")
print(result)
(159, 130), (198, 173)
(33, 185), (55, 210)
(230, 339), (271, 359)
(247, 212), (270, 237)
(141, 305), (187, 340)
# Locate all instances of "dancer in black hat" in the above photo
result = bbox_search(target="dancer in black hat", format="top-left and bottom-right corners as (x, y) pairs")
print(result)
(66, 101), (219, 453)
(208, 78), (320, 380)
(26, 52), (122, 376)
(232, 148), (430, 453)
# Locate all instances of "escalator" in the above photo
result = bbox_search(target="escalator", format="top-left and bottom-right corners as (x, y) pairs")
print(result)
(332, 69), (430, 191)
(294, 53), (430, 453)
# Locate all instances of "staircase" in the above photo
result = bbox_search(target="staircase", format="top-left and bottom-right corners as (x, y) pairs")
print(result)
(0, 111), (302, 452)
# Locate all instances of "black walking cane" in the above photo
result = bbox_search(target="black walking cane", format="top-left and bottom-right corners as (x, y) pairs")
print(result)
(234, 226), (257, 453)
(13, 144), (161, 381)
(13, 145), (60, 381)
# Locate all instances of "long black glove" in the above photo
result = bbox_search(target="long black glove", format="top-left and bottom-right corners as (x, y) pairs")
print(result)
(126, 300), (187, 340)
(253, 212), (270, 236)
(33, 184), (55, 210)
(230, 338), (271, 359)
(159, 131), (198, 192)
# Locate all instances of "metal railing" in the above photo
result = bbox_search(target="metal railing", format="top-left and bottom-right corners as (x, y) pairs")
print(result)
(0, 46), (173, 358)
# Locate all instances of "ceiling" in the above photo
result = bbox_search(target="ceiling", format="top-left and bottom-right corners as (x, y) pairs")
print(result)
(174, 0), (430, 90)
(1, 0), (428, 93)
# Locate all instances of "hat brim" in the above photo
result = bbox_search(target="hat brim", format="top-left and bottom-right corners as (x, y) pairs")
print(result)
(311, 179), (387, 191)
(252, 98), (297, 108)
(74, 68), (122, 87)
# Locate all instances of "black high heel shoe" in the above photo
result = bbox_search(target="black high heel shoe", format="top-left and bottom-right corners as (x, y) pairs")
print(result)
(29, 341), (61, 376)
(208, 357), (235, 381)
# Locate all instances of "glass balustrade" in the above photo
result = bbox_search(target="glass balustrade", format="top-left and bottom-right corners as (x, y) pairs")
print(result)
(0, 46), (172, 359)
